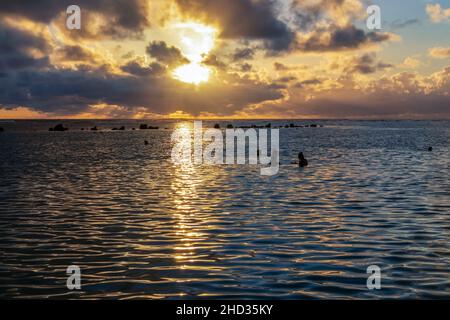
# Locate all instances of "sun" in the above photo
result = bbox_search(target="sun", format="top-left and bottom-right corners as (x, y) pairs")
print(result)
(171, 22), (216, 85)
(173, 63), (211, 85)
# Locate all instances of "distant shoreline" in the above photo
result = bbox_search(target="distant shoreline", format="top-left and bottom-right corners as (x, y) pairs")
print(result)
(1, 118), (450, 122)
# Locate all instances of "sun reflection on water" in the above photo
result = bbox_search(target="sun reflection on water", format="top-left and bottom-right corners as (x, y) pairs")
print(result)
(170, 122), (203, 262)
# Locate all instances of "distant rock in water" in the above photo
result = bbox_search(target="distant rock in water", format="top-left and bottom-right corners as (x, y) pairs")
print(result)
(119, 126), (125, 131)
(284, 123), (310, 128)
(144, 140), (149, 145)
(139, 124), (158, 130)
(428, 147), (433, 152)
(227, 124), (234, 129)
(91, 126), (98, 131)
(49, 124), (68, 131)
(214, 123), (220, 129)
(0, 127), (3, 132)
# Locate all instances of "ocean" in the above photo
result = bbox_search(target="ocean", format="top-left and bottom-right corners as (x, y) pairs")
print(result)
(0, 120), (449, 299)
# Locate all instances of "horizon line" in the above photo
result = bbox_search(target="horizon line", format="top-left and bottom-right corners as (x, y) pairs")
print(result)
(2, 118), (450, 121)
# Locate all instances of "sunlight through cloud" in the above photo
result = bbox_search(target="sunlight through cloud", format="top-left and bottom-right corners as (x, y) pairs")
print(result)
(172, 22), (216, 85)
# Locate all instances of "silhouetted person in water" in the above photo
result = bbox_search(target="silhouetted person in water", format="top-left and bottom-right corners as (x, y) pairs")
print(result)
(428, 147), (433, 152)
(298, 152), (308, 167)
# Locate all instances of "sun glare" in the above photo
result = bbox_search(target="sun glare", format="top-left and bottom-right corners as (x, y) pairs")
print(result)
(172, 22), (216, 85)
(173, 63), (211, 85)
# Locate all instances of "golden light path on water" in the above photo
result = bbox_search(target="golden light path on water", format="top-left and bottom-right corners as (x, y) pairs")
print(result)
(172, 23), (216, 85)
(169, 123), (227, 285)
(170, 122), (205, 263)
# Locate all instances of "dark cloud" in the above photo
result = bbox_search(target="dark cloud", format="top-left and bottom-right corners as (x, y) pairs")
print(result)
(0, 63), (284, 116)
(294, 78), (322, 88)
(0, 21), (50, 72)
(0, 0), (150, 39)
(273, 61), (306, 71)
(121, 60), (166, 77)
(233, 48), (255, 61)
(173, 0), (391, 55)
(174, 0), (295, 52)
(292, 7), (323, 31)
(55, 45), (97, 62)
(300, 78), (322, 85)
(345, 53), (393, 74)
(297, 25), (393, 52)
(0, 22), (49, 54)
(277, 76), (297, 83)
(146, 41), (189, 66)
(202, 54), (226, 69)
(240, 63), (252, 72)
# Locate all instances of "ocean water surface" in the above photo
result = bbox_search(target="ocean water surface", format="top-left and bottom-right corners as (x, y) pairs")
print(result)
(0, 120), (449, 299)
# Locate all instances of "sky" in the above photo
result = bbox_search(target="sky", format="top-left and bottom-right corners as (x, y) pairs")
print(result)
(0, 0), (449, 119)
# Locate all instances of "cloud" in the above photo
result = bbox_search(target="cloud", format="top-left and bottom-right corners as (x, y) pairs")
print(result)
(426, 3), (450, 23)
(0, 20), (51, 72)
(54, 45), (99, 62)
(202, 54), (226, 69)
(247, 67), (450, 119)
(428, 47), (450, 59)
(0, 9), (284, 118)
(274, 62), (289, 71)
(146, 41), (189, 66)
(400, 57), (421, 69)
(344, 53), (393, 74)
(390, 18), (420, 29)
(0, 0), (151, 39)
(295, 25), (394, 52)
(172, 0), (393, 56)
(294, 78), (322, 88)
(232, 48), (255, 61)
(290, 0), (365, 28)
(240, 63), (252, 72)
(121, 59), (166, 76)
(0, 0), (448, 120)
(277, 76), (297, 83)
(0, 61), (284, 117)
(174, 0), (295, 52)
